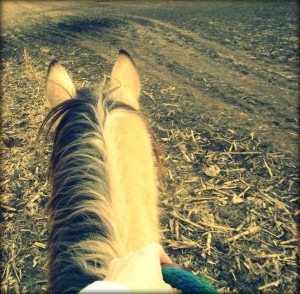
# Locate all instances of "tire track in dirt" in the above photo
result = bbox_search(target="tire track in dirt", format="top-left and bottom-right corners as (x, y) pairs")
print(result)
(71, 14), (298, 154)
(3, 1), (297, 145)
(78, 18), (285, 110)
(16, 7), (295, 155)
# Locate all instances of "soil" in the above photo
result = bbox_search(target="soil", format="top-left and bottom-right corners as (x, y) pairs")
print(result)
(1, 1), (299, 293)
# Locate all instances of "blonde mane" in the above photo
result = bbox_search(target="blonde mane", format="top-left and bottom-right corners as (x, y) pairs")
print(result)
(39, 51), (163, 293)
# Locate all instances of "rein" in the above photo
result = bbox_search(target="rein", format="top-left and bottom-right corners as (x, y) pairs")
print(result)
(162, 263), (218, 294)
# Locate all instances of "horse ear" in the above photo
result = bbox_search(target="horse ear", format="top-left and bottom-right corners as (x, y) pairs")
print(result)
(46, 60), (76, 109)
(109, 50), (141, 110)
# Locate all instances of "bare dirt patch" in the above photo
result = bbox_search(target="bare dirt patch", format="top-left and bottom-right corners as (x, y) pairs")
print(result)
(1, 1), (299, 293)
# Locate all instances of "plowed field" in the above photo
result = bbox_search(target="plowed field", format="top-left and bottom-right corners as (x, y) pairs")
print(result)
(1, 1), (299, 293)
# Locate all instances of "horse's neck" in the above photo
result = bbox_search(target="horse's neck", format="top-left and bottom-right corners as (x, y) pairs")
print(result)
(104, 109), (160, 255)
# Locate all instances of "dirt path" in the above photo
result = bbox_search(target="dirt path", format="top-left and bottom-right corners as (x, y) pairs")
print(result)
(1, 1), (299, 293)
(2, 1), (298, 157)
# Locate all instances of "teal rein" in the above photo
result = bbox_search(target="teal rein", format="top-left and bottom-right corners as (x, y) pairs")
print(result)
(162, 264), (218, 294)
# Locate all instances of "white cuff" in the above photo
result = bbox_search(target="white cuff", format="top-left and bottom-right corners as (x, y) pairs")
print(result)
(79, 281), (130, 293)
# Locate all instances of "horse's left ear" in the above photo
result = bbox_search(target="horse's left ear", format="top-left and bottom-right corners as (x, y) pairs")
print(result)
(109, 50), (141, 110)
(46, 60), (76, 109)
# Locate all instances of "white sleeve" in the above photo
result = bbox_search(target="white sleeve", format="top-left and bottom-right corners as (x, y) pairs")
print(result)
(79, 281), (130, 293)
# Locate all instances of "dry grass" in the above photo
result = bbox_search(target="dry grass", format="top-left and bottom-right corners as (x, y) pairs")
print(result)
(1, 47), (299, 294)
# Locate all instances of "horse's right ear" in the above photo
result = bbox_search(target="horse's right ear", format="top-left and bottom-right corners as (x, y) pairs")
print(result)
(46, 60), (76, 109)
(109, 50), (141, 110)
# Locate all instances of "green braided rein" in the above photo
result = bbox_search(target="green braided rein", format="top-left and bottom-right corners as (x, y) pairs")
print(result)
(162, 263), (218, 294)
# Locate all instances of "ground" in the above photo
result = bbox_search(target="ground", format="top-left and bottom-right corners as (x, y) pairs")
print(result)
(1, 1), (299, 293)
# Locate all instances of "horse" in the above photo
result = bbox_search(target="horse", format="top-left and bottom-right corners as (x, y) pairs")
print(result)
(38, 50), (163, 293)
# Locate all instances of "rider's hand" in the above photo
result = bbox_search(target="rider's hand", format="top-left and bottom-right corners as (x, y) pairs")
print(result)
(105, 242), (173, 292)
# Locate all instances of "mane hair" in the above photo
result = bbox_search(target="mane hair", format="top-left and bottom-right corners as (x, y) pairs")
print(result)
(38, 85), (163, 293)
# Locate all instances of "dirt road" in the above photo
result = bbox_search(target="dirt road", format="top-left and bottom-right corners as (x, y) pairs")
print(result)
(1, 1), (299, 293)
(2, 1), (298, 154)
